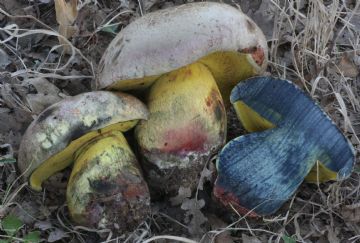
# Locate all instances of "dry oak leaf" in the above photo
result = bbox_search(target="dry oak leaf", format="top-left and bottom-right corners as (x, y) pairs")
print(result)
(54, 0), (78, 53)
(55, 0), (77, 26)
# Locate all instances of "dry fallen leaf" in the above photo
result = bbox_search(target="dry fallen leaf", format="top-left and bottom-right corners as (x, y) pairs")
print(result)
(337, 54), (359, 78)
(0, 48), (11, 70)
(205, 214), (234, 243)
(181, 198), (207, 236)
(198, 166), (213, 191)
(55, 0), (77, 30)
(34, 221), (53, 231)
(341, 203), (360, 222)
(54, 0), (78, 53)
(11, 201), (40, 225)
(242, 234), (262, 243)
(170, 186), (192, 206)
(48, 228), (68, 242)
(326, 226), (340, 243)
(22, 78), (66, 114)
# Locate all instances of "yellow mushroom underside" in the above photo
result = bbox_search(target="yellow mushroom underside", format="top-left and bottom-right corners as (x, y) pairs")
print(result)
(107, 51), (261, 105)
(30, 120), (138, 191)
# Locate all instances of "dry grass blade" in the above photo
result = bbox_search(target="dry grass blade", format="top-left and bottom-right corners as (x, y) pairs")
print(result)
(141, 235), (198, 243)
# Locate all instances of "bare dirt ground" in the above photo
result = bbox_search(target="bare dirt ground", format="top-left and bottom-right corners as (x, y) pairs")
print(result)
(0, 0), (359, 242)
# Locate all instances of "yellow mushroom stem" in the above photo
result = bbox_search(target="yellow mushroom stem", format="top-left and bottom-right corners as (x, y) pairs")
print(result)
(67, 130), (150, 228)
(30, 120), (138, 191)
(135, 62), (226, 195)
(198, 50), (263, 105)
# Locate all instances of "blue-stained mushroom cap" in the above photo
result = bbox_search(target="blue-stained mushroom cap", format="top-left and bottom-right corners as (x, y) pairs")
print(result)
(214, 76), (355, 216)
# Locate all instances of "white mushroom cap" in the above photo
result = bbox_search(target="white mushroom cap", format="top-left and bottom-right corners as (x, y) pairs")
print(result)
(97, 2), (267, 90)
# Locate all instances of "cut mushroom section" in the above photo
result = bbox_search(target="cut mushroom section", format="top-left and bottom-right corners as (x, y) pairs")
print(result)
(214, 76), (355, 215)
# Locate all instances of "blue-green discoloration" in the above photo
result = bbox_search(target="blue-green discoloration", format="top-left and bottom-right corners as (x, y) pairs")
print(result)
(216, 76), (355, 215)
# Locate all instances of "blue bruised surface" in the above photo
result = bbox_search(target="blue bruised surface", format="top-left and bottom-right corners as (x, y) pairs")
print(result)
(216, 76), (355, 215)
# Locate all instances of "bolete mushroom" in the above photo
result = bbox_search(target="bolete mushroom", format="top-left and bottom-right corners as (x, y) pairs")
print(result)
(97, 2), (267, 102)
(135, 63), (226, 194)
(214, 77), (355, 216)
(18, 91), (151, 228)
(97, 2), (268, 195)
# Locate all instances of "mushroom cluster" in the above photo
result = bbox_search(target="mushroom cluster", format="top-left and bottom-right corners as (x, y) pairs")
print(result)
(97, 2), (267, 196)
(17, 2), (355, 233)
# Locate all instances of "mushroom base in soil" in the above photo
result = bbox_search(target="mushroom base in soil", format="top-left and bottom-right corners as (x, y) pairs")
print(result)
(18, 91), (151, 230)
(214, 77), (355, 216)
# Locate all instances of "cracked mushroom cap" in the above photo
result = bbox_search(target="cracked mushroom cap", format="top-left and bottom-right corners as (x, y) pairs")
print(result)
(18, 91), (149, 191)
(97, 2), (268, 100)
